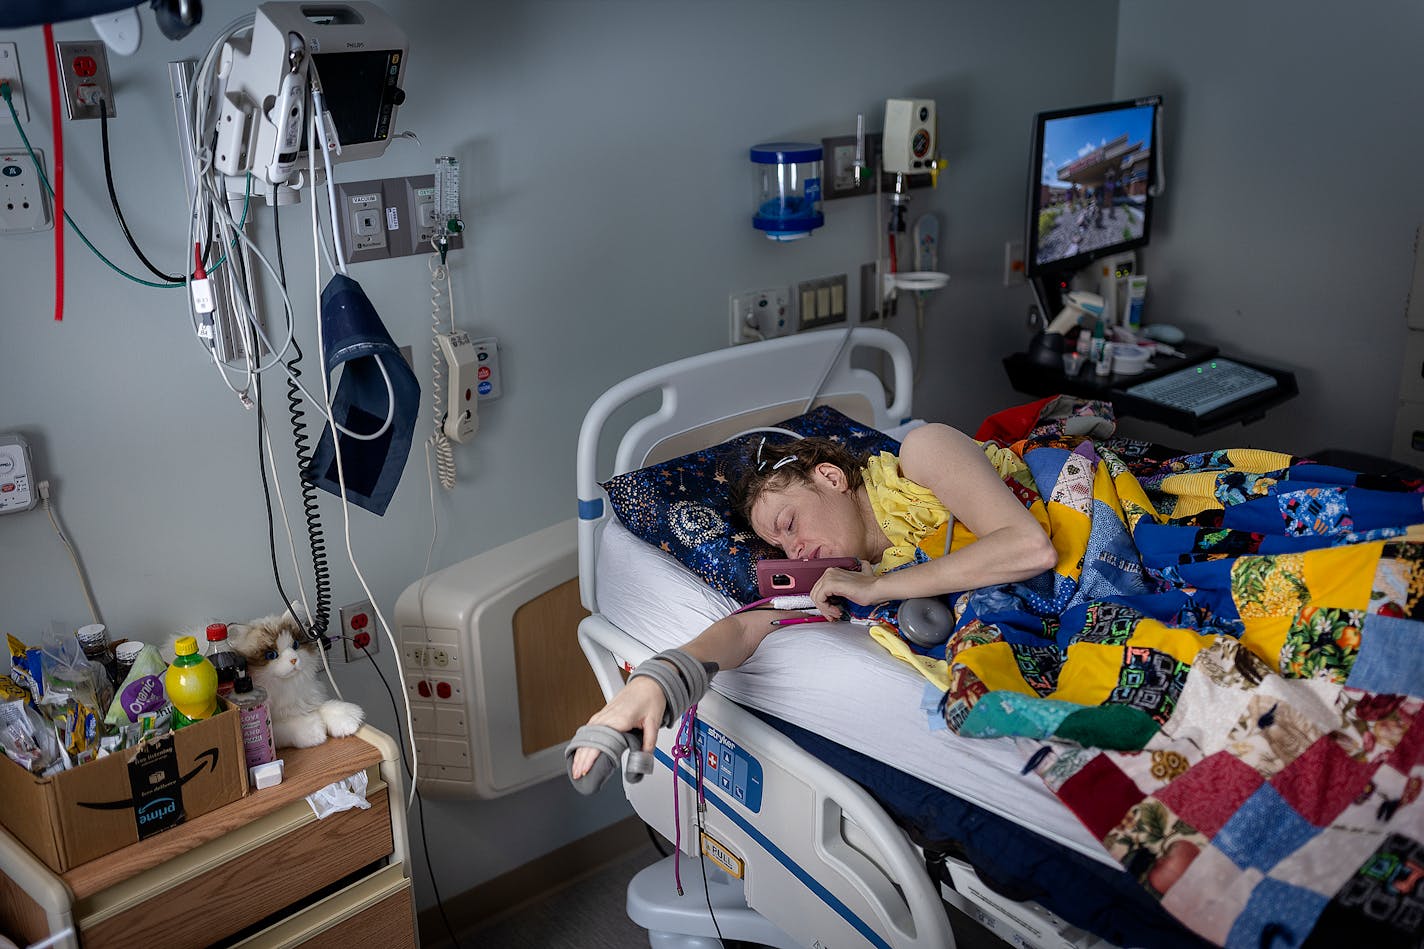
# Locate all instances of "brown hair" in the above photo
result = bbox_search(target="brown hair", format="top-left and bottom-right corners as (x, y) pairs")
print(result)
(729, 435), (867, 528)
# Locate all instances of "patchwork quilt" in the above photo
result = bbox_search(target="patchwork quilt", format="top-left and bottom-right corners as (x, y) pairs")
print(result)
(874, 402), (1424, 947)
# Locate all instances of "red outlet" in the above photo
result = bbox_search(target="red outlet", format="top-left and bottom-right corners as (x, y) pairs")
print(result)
(435, 681), (452, 699)
(416, 680), (431, 697)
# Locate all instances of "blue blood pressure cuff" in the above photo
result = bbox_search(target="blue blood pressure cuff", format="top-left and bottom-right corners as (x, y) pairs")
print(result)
(308, 274), (421, 516)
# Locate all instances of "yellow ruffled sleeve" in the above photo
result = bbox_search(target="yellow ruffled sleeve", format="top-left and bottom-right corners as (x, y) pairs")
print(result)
(862, 451), (953, 573)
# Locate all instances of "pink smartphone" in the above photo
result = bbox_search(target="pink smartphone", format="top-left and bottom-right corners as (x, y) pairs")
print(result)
(755, 557), (861, 597)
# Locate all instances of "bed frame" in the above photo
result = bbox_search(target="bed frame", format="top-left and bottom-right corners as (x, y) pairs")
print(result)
(575, 329), (965, 948)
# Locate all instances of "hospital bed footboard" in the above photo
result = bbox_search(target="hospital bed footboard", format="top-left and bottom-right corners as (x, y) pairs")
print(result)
(578, 613), (955, 949)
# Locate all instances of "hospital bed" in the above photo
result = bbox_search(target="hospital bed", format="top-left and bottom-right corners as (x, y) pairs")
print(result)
(573, 328), (1198, 949)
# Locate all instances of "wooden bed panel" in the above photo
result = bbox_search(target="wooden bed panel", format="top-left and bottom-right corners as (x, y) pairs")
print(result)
(513, 577), (600, 755)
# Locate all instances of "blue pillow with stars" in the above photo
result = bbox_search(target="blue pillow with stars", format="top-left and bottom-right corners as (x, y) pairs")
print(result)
(601, 405), (900, 603)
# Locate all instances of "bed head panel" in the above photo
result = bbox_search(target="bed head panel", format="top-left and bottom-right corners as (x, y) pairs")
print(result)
(643, 393), (875, 465)
(576, 328), (913, 611)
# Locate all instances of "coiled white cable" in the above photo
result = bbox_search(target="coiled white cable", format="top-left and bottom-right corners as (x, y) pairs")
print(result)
(428, 251), (456, 489)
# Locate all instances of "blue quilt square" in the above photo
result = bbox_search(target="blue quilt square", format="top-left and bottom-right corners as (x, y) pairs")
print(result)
(1347, 613), (1424, 698)
(1215, 785), (1319, 872)
(1225, 877), (1329, 949)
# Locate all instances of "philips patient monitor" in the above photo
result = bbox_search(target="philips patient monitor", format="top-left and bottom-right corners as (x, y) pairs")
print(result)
(1025, 95), (1161, 279)
(214, 2), (408, 185)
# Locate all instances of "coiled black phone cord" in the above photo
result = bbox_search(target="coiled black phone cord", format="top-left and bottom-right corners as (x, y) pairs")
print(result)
(271, 202), (332, 646)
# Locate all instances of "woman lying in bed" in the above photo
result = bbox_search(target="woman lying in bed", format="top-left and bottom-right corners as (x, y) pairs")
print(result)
(569, 422), (1057, 782)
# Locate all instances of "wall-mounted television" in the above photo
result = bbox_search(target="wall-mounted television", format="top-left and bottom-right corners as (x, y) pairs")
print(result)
(1025, 95), (1161, 279)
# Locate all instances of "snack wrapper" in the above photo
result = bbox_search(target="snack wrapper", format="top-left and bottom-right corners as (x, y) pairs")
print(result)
(105, 644), (169, 725)
(7, 634), (44, 703)
(0, 698), (49, 772)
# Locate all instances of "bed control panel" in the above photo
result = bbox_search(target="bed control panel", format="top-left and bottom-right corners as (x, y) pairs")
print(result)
(695, 721), (764, 813)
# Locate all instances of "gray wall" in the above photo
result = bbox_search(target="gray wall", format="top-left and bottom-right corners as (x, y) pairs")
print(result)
(0, 0), (1116, 913)
(1114, 0), (1422, 454)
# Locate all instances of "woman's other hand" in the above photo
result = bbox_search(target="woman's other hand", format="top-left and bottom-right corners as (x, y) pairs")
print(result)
(569, 676), (666, 780)
(810, 563), (878, 620)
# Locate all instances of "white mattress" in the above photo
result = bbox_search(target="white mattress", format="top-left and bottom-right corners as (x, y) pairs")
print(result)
(595, 515), (1112, 863)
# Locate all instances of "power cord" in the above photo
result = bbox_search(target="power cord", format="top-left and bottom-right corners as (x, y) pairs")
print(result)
(98, 97), (184, 284)
(350, 637), (462, 949)
(0, 80), (238, 291)
(38, 480), (103, 626)
(691, 725), (729, 947)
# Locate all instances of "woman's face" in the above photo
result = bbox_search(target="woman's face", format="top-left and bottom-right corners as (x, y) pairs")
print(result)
(749, 464), (865, 560)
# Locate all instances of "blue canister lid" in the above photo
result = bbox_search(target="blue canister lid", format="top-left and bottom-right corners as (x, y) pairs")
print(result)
(750, 142), (823, 164)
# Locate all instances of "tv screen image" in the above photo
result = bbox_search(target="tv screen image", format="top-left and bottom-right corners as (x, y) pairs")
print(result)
(1027, 96), (1160, 277)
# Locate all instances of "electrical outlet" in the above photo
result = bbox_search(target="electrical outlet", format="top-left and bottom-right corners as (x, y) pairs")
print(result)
(54, 41), (115, 120)
(339, 598), (380, 661)
(730, 288), (791, 345)
(0, 149), (53, 233)
(0, 42), (30, 123)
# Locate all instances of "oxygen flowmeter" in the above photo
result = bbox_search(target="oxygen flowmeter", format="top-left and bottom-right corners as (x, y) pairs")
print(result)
(435, 156), (463, 241)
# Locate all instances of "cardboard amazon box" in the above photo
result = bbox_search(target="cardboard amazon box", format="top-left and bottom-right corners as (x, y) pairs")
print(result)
(0, 704), (248, 872)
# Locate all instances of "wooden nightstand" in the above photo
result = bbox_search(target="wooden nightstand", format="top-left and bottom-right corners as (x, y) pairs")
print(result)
(0, 726), (415, 948)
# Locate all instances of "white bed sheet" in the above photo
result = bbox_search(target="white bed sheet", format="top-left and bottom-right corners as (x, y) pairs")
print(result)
(596, 516), (1113, 863)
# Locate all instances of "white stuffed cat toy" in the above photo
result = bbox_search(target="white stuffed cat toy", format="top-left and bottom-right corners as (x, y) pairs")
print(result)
(225, 611), (365, 749)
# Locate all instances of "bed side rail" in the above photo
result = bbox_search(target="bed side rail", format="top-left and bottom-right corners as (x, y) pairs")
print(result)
(577, 615), (953, 949)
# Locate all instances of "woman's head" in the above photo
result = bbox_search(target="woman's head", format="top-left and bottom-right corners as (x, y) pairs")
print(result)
(731, 436), (869, 559)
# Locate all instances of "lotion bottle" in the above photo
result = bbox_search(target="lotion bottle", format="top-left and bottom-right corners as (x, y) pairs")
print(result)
(228, 661), (276, 768)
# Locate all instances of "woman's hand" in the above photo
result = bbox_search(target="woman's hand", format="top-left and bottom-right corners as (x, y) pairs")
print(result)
(810, 563), (879, 620)
(569, 676), (666, 780)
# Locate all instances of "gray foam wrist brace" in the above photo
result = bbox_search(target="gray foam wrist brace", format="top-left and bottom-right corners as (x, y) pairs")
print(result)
(563, 648), (718, 796)
(628, 648), (717, 727)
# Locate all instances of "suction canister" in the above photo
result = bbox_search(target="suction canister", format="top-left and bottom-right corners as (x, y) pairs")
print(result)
(750, 142), (824, 241)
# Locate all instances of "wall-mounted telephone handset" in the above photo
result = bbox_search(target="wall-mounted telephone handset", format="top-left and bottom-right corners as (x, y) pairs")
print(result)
(435, 330), (480, 443)
(427, 156), (476, 490)
(0, 434), (37, 515)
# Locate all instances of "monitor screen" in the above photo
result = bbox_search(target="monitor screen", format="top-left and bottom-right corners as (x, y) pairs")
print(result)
(1025, 95), (1161, 278)
(311, 49), (404, 147)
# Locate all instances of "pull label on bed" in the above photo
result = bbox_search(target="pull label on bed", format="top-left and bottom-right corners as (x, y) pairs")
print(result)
(700, 830), (745, 878)
(692, 720), (765, 813)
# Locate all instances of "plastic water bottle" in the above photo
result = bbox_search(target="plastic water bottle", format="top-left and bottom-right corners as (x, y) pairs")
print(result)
(166, 636), (218, 729)
(205, 622), (242, 697)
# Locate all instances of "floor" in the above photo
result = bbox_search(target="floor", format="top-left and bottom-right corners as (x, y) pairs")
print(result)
(444, 839), (1006, 949)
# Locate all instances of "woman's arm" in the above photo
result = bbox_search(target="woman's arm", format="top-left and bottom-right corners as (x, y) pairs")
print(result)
(810, 423), (1056, 616)
(569, 609), (791, 779)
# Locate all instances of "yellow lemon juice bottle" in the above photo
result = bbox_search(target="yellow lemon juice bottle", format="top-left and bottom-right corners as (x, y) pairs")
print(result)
(166, 635), (218, 729)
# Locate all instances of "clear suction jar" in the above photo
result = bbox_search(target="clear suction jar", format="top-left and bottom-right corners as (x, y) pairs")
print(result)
(750, 142), (824, 241)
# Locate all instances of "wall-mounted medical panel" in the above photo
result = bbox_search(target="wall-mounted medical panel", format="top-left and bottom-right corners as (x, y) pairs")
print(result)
(332, 174), (464, 265)
(394, 518), (602, 799)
